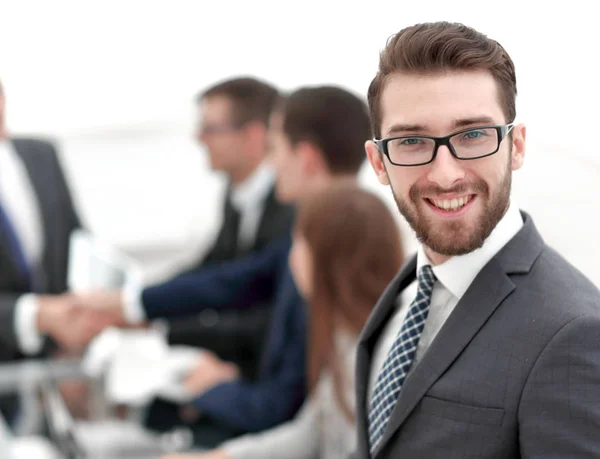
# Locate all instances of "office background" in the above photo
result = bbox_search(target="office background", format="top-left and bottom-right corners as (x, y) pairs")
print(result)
(1, 0), (598, 286)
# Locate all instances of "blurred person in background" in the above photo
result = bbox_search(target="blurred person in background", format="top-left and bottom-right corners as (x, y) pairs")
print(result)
(142, 76), (295, 432)
(162, 182), (404, 459)
(167, 76), (294, 376)
(0, 79), (109, 423)
(75, 85), (371, 448)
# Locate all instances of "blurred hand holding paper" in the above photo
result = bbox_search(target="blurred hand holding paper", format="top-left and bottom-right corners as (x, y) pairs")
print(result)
(82, 327), (205, 406)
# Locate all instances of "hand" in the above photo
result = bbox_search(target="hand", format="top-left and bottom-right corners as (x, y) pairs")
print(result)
(58, 379), (91, 418)
(36, 294), (117, 350)
(161, 449), (231, 459)
(73, 290), (126, 321)
(183, 352), (239, 396)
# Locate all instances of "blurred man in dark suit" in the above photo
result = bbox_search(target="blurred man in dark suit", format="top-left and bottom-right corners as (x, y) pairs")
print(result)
(0, 79), (108, 422)
(161, 77), (294, 378)
(123, 77), (294, 433)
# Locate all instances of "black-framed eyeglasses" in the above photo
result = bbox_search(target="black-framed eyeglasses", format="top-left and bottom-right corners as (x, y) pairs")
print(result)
(373, 124), (515, 167)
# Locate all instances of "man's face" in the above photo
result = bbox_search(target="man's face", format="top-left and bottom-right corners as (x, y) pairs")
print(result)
(267, 112), (305, 203)
(366, 70), (526, 260)
(196, 95), (247, 174)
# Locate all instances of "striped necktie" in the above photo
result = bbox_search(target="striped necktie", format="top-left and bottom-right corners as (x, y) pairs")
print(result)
(368, 265), (437, 453)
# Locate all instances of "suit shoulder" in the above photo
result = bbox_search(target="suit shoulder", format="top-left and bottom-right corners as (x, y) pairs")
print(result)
(11, 136), (58, 155)
(523, 245), (600, 316)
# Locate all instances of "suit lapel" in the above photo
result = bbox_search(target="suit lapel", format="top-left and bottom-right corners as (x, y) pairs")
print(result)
(372, 258), (515, 457)
(254, 186), (294, 248)
(0, 234), (27, 290)
(11, 139), (51, 291)
(360, 256), (417, 346)
(0, 141), (30, 285)
(368, 212), (544, 458)
(255, 186), (277, 240)
(11, 139), (50, 242)
(355, 256), (417, 458)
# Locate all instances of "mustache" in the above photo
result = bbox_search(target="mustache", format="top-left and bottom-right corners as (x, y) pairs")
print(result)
(409, 181), (488, 201)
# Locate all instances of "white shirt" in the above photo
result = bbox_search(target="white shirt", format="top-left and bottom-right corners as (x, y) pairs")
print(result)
(123, 162), (276, 323)
(368, 201), (524, 402)
(0, 139), (46, 355)
(229, 162), (276, 252)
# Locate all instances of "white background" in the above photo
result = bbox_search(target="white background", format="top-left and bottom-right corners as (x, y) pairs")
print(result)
(1, 0), (598, 285)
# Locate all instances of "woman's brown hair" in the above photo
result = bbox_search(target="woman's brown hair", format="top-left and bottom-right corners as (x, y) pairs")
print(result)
(295, 180), (404, 421)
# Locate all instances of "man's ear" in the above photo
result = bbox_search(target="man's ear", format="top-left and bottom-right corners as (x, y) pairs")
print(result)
(295, 141), (328, 176)
(510, 123), (526, 171)
(365, 140), (390, 185)
(243, 121), (268, 151)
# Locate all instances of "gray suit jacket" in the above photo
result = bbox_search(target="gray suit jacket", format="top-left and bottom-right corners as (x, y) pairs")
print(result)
(354, 212), (600, 458)
(0, 138), (80, 361)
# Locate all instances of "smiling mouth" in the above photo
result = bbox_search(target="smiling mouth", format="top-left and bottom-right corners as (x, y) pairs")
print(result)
(426, 195), (475, 212)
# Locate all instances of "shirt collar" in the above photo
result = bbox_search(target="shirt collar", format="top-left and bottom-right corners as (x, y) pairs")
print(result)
(229, 162), (275, 213)
(416, 200), (524, 300)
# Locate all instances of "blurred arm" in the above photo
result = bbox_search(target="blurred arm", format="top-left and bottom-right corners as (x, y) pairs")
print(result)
(140, 237), (290, 320)
(191, 272), (306, 432)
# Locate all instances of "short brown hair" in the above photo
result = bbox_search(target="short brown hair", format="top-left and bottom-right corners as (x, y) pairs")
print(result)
(296, 180), (404, 421)
(281, 86), (370, 175)
(368, 21), (517, 138)
(199, 77), (278, 126)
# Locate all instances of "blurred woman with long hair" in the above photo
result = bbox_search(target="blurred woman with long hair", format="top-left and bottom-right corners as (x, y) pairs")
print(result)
(164, 181), (404, 459)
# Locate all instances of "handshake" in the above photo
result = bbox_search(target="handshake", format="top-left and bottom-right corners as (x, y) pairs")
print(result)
(36, 290), (130, 352)
(37, 290), (241, 398)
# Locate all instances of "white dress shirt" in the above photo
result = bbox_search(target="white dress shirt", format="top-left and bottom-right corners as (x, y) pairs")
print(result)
(229, 162), (276, 252)
(123, 162), (276, 323)
(368, 201), (524, 402)
(0, 139), (45, 355)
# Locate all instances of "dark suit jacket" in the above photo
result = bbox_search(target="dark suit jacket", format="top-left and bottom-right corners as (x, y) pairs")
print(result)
(201, 186), (294, 265)
(161, 186), (294, 379)
(0, 138), (80, 362)
(143, 237), (306, 434)
(354, 212), (600, 459)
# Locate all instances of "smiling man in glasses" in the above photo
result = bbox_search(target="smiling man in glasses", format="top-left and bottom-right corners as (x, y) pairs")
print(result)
(355, 21), (600, 458)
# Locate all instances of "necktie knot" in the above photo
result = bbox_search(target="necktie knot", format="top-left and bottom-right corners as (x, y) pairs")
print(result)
(417, 265), (436, 295)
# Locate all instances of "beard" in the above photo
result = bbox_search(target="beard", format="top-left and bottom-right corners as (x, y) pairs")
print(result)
(390, 164), (512, 257)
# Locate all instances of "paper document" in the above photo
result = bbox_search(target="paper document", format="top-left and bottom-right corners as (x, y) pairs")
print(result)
(82, 328), (205, 406)
(67, 229), (143, 292)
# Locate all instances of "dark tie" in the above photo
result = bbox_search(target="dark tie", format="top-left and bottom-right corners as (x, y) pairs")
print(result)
(0, 199), (32, 289)
(201, 194), (241, 266)
(368, 265), (437, 453)
(222, 195), (241, 255)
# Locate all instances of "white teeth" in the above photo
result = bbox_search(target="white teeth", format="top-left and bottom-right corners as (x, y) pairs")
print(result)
(432, 196), (471, 211)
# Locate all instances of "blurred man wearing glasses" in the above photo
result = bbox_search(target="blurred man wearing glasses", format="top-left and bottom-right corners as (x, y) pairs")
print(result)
(157, 77), (294, 375)
(140, 77), (294, 433)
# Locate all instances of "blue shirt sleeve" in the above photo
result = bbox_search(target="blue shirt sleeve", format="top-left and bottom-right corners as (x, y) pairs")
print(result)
(142, 237), (290, 319)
